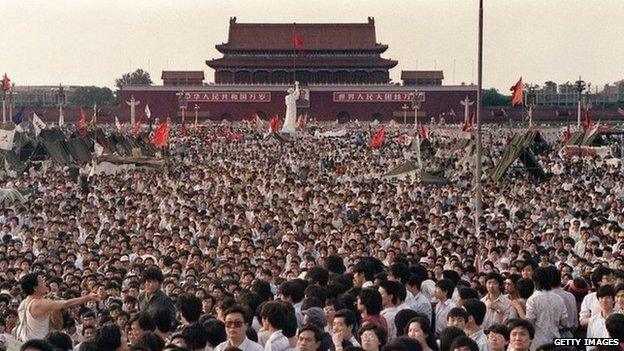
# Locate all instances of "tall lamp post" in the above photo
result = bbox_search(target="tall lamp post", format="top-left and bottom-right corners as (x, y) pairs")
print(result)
(475, 0), (484, 236)
(575, 76), (586, 128)
(411, 90), (423, 128)
(7, 83), (16, 119)
(525, 84), (537, 127)
(401, 104), (409, 125)
(176, 91), (188, 124)
(54, 84), (66, 126)
(194, 104), (199, 128)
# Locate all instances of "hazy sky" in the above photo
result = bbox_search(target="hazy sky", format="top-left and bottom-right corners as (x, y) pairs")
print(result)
(3, 0), (623, 92)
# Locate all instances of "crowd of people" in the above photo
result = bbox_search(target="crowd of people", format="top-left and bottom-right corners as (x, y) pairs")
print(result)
(0, 122), (623, 351)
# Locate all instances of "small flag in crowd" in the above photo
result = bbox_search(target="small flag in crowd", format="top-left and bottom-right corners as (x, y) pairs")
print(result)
(269, 115), (280, 133)
(145, 104), (151, 119)
(0, 129), (15, 150)
(153, 121), (169, 147)
(78, 108), (88, 139)
(510, 77), (523, 107)
(32, 112), (46, 136)
(1, 74), (10, 92)
(368, 126), (385, 149)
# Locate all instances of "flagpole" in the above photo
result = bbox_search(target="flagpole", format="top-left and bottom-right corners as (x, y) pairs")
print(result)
(474, 0), (484, 237)
(292, 23), (296, 84)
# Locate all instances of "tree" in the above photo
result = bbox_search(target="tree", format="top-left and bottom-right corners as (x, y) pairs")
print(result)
(481, 88), (511, 106)
(69, 86), (115, 107)
(114, 68), (153, 101)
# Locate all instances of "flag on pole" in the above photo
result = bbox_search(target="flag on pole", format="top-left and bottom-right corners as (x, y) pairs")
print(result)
(297, 114), (307, 131)
(153, 121), (169, 147)
(510, 77), (523, 107)
(0, 129), (15, 150)
(294, 33), (304, 49)
(368, 126), (385, 149)
(418, 123), (430, 140)
(583, 108), (593, 129)
(11, 107), (25, 126)
(115, 116), (122, 133)
(563, 124), (571, 141)
(1, 74), (10, 92)
(32, 112), (46, 136)
(269, 114), (280, 133)
(94, 142), (104, 156)
(133, 113), (143, 137)
(78, 108), (88, 139)
(145, 104), (151, 119)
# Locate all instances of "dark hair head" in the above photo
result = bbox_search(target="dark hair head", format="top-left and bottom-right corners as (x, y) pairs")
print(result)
(395, 310), (420, 337)
(596, 284), (615, 299)
(224, 304), (253, 325)
(20, 272), (40, 296)
(387, 336), (423, 351)
(439, 327), (466, 351)
(181, 322), (209, 349)
(533, 267), (552, 291)
(142, 266), (164, 283)
(378, 280), (402, 305)
(442, 270), (461, 286)
(507, 318), (535, 339)
(516, 279), (535, 299)
(449, 335), (479, 351)
(334, 309), (356, 328)
(44, 331), (73, 351)
(307, 267), (329, 286)
(77, 341), (99, 351)
(437, 279), (455, 299)
(175, 294), (202, 323)
(260, 301), (288, 330)
(406, 315), (438, 351)
(448, 307), (469, 322)
(605, 313), (624, 339)
(462, 298), (487, 326)
(132, 312), (156, 332)
(485, 324), (510, 341)
(325, 255), (346, 275)
(359, 323), (387, 347)
(135, 332), (165, 351)
(20, 339), (54, 351)
(485, 273), (504, 287)
(279, 281), (305, 303)
(299, 324), (322, 343)
(354, 260), (375, 281)
(358, 288), (383, 315)
(389, 263), (410, 285)
(458, 287), (479, 301)
(95, 324), (123, 351)
(148, 306), (174, 333)
(591, 266), (613, 288)
(201, 319), (225, 348)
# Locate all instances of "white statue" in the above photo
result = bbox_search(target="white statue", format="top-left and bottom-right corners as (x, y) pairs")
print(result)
(281, 81), (300, 134)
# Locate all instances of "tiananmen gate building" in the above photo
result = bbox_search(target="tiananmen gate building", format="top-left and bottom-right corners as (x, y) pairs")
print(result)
(121, 17), (478, 123)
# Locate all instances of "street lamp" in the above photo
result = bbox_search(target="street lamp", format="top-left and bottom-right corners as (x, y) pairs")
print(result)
(575, 76), (586, 128)
(411, 90), (423, 128)
(194, 104), (199, 128)
(176, 91), (188, 124)
(7, 83), (16, 119)
(401, 104), (409, 125)
(53, 83), (66, 126)
(525, 84), (537, 127)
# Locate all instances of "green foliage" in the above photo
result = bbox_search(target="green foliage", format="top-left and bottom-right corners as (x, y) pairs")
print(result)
(114, 69), (153, 102)
(68, 86), (114, 107)
(481, 88), (511, 106)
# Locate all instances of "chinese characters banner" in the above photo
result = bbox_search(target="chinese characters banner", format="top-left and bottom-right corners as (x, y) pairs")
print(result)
(185, 92), (271, 102)
(332, 92), (426, 103)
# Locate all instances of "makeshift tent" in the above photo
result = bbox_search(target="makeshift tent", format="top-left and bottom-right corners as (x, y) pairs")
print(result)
(524, 129), (549, 154)
(489, 132), (547, 182)
(41, 139), (73, 165)
(67, 138), (93, 164)
(0, 150), (29, 174)
(0, 188), (27, 204)
(383, 161), (448, 185)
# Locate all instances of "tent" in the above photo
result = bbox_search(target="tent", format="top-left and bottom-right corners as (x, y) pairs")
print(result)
(383, 161), (448, 185)
(489, 132), (547, 182)
(0, 188), (27, 204)
(67, 138), (93, 164)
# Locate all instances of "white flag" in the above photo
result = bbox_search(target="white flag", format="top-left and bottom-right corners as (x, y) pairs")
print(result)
(94, 142), (104, 156)
(59, 110), (64, 127)
(32, 112), (46, 135)
(115, 116), (122, 132)
(145, 104), (151, 119)
(0, 129), (16, 150)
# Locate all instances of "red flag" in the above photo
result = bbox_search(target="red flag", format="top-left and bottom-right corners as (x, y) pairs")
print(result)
(269, 114), (280, 133)
(462, 113), (475, 132)
(583, 108), (592, 129)
(563, 124), (571, 141)
(510, 77), (523, 107)
(293, 33), (304, 49)
(418, 124), (430, 140)
(1, 74), (10, 92)
(153, 121), (169, 147)
(368, 126), (385, 149)
(78, 108), (88, 139)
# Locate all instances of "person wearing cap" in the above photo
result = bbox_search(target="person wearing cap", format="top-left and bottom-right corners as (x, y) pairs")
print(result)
(302, 307), (332, 351)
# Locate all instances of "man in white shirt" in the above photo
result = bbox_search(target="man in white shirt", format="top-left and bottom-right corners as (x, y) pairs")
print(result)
(587, 285), (616, 348)
(215, 305), (263, 351)
(462, 299), (489, 351)
(580, 266), (613, 326)
(260, 302), (291, 351)
(434, 279), (457, 336)
(481, 273), (511, 330)
(378, 280), (400, 343)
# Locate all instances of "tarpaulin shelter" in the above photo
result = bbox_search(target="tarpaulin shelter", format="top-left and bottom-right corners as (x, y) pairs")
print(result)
(490, 131), (547, 183)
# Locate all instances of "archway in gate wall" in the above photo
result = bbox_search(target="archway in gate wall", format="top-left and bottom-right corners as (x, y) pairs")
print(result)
(337, 111), (350, 123)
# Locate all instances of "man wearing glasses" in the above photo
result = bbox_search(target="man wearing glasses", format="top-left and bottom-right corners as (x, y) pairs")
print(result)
(215, 305), (263, 351)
